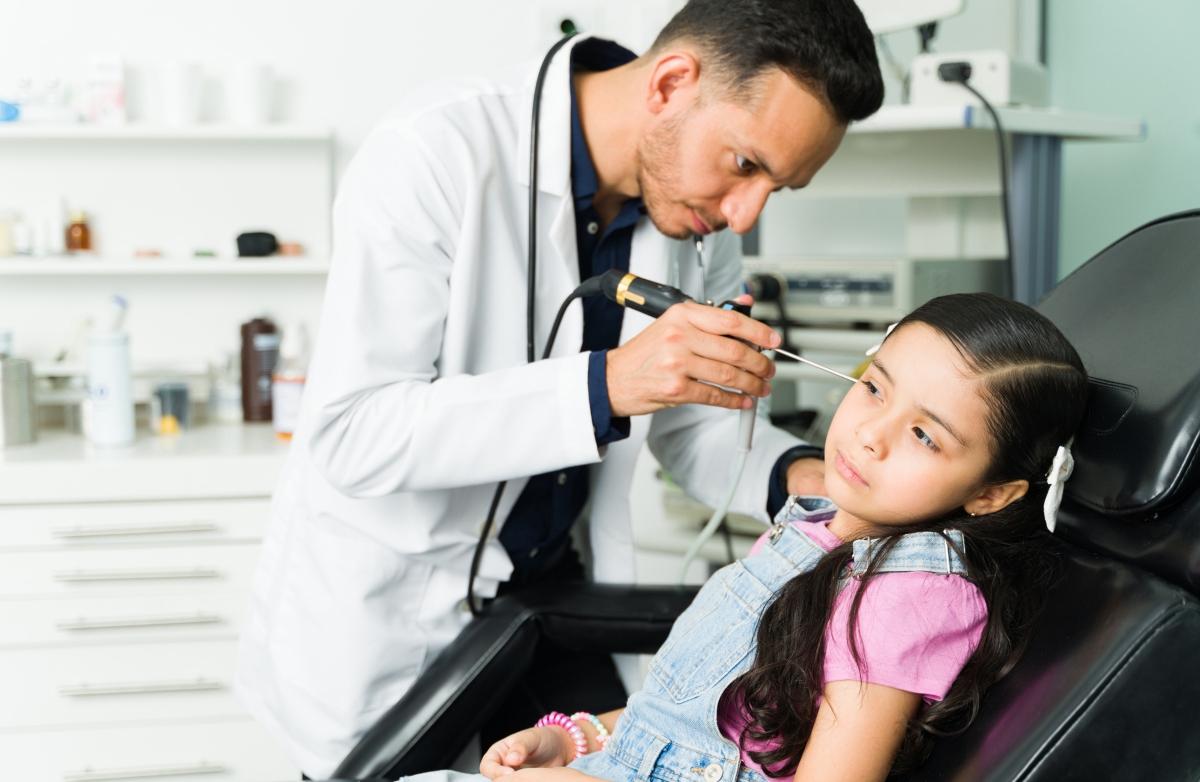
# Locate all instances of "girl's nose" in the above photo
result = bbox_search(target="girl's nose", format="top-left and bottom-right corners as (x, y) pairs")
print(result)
(855, 416), (888, 459)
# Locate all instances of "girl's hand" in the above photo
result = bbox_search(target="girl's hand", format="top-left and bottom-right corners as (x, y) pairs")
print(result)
(509, 769), (599, 782)
(480, 726), (572, 779)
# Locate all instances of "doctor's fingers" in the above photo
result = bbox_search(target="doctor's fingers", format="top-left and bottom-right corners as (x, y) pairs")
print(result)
(677, 300), (781, 351)
(685, 329), (776, 380)
(676, 378), (758, 410)
(683, 354), (772, 400)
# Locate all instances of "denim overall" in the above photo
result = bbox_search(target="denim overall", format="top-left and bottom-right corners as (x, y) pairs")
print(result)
(568, 496), (969, 782)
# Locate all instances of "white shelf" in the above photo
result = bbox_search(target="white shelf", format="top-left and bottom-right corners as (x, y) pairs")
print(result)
(0, 257), (330, 275)
(0, 123), (333, 142)
(853, 104), (1145, 140)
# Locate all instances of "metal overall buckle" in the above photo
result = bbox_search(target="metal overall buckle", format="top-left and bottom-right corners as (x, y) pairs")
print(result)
(768, 495), (798, 544)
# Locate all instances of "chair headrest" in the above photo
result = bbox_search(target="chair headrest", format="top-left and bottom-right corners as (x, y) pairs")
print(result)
(1038, 210), (1200, 518)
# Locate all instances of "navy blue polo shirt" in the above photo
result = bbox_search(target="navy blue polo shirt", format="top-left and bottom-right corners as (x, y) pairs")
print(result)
(499, 39), (820, 581)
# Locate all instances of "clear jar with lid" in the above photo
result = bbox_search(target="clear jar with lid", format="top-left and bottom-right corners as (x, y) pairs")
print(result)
(65, 210), (92, 254)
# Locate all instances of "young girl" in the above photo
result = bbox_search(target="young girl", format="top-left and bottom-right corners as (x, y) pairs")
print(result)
(473, 292), (1089, 782)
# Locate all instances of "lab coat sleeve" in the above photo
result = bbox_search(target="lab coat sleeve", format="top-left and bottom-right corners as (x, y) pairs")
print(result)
(646, 229), (808, 523)
(303, 120), (600, 497)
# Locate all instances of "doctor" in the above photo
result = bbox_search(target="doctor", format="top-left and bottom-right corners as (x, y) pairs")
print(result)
(236, 0), (883, 777)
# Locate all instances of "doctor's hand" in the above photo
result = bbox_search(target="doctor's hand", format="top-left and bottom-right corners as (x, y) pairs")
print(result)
(606, 297), (780, 417)
(480, 727), (572, 779)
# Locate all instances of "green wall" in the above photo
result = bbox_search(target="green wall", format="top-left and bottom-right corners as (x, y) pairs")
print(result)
(1049, 0), (1200, 276)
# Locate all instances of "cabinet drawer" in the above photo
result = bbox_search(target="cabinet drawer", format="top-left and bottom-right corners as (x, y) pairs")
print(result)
(0, 544), (261, 598)
(0, 499), (272, 549)
(0, 638), (245, 729)
(0, 717), (296, 782)
(0, 589), (250, 647)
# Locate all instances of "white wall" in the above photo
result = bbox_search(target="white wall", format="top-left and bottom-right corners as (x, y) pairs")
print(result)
(1, 0), (685, 173)
(1048, 0), (1200, 275)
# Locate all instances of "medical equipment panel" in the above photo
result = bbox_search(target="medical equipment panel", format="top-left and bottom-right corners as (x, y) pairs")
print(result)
(743, 256), (1007, 324)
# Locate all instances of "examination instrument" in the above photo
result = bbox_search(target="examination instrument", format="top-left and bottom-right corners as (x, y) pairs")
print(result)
(769, 348), (859, 384)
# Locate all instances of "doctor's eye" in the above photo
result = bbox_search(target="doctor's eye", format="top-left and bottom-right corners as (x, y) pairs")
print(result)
(735, 154), (757, 174)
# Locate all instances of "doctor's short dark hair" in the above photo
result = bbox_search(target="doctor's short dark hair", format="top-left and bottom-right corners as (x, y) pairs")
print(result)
(649, 0), (884, 124)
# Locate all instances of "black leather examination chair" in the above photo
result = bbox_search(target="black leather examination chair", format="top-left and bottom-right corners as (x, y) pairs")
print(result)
(328, 211), (1200, 782)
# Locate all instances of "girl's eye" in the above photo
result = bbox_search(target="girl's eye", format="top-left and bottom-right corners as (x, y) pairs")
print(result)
(913, 426), (939, 452)
(862, 379), (881, 398)
(735, 154), (757, 174)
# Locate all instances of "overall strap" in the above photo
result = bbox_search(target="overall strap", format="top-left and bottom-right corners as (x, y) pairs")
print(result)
(850, 530), (969, 576)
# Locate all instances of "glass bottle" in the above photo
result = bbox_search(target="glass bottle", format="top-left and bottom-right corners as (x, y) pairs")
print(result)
(65, 210), (92, 254)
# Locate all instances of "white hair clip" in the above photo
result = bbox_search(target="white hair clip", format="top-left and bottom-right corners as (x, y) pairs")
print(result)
(1043, 440), (1075, 533)
(865, 322), (899, 357)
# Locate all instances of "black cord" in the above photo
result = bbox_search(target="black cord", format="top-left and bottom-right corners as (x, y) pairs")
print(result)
(959, 81), (1016, 298)
(468, 33), (577, 618)
(938, 63), (1016, 299)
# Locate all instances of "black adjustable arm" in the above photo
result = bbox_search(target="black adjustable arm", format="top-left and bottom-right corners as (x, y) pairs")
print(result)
(331, 583), (698, 781)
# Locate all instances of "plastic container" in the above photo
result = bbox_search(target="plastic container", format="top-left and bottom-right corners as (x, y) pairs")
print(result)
(0, 331), (38, 448)
(240, 317), (279, 422)
(271, 323), (308, 440)
(84, 331), (134, 446)
(151, 382), (190, 435)
(83, 297), (134, 447)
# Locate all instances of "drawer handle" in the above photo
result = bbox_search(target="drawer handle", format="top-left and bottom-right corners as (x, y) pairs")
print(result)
(60, 677), (225, 697)
(57, 612), (223, 631)
(52, 521), (219, 539)
(54, 568), (221, 583)
(63, 761), (227, 781)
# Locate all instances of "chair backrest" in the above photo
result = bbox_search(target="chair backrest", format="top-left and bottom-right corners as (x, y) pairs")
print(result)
(1038, 210), (1200, 594)
(893, 211), (1200, 781)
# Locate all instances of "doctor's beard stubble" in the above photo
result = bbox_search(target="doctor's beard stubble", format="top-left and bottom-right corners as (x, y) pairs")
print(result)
(636, 108), (723, 241)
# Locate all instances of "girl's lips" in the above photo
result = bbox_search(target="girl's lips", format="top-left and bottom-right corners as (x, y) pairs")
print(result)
(835, 450), (869, 487)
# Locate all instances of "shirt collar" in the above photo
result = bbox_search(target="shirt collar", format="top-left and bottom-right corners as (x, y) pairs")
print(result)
(569, 38), (638, 209)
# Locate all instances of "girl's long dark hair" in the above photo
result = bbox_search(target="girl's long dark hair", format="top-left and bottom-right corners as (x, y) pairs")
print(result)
(726, 293), (1089, 776)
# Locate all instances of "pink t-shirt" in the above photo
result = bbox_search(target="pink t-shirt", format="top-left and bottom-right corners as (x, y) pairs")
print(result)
(717, 518), (987, 781)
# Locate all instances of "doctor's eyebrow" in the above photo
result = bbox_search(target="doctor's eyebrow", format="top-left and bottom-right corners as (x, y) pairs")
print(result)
(749, 148), (807, 191)
(870, 359), (969, 447)
(749, 149), (777, 179)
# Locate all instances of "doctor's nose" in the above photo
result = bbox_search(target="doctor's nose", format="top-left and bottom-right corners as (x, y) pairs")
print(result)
(720, 181), (774, 235)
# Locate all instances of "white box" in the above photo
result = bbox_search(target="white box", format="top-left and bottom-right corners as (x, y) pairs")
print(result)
(909, 50), (1048, 108)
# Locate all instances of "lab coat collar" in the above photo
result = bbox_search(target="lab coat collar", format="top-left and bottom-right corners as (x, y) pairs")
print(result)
(516, 35), (588, 197)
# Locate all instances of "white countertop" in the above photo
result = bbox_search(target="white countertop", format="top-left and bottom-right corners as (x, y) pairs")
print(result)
(0, 424), (291, 504)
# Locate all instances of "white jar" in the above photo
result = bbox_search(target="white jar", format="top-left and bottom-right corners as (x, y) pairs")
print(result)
(83, 331), (134, 446)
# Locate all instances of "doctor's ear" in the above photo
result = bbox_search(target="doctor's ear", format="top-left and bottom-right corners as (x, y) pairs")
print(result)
(963, 479), (1029, 517)
(645, 52), (702, 114)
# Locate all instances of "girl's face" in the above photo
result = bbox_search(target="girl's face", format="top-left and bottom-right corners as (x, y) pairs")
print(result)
(823, 323), (1003, 538)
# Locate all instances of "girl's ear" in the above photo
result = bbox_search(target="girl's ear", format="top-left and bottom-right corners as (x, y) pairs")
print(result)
(964, 479), (1029, 517)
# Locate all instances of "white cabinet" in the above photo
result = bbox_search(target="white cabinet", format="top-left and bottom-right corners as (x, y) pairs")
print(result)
(0, 425), (297, 781)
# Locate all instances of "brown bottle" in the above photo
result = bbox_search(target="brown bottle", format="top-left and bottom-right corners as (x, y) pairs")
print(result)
(65, 210), (92, 254)
(240, 317), (280, 422)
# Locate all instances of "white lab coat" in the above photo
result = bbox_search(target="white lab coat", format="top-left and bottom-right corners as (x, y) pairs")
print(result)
(235, 36), (806, 778)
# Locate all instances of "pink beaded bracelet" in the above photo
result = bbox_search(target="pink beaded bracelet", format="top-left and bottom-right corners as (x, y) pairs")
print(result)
(536, 711), (589, 759)
(570, 711), (610, 747)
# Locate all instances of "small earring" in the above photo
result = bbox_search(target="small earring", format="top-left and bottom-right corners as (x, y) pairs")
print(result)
(967, 510), (977, 517)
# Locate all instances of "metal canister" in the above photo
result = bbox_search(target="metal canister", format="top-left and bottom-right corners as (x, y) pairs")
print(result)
(0, 354), (37, 447)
